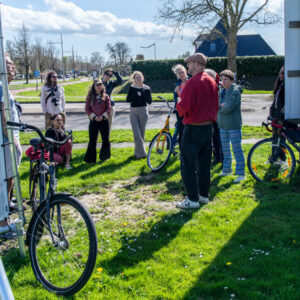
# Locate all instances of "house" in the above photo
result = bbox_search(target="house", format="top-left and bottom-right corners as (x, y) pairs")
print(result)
(193, 20), (276, 57)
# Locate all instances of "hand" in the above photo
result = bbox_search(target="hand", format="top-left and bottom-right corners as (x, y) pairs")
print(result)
(14, 137), (18, 147)
(177, 97), (181, 103)
(95, 116), (103, 122)
(221, 103), (225, 107)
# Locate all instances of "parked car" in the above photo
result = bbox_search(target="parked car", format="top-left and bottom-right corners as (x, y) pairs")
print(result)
(57, 74), (63, 79)
(65, 74), (70, 78)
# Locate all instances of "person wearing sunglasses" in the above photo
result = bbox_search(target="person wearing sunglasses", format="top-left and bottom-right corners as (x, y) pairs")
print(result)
(101, 68), (123, 135)
(41, 70), (66, 129)
(84, 79), (111, 163)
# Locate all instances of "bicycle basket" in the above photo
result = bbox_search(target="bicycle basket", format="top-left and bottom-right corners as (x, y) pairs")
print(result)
(25, 146), (49, 161)
(284, 128), (300, 143)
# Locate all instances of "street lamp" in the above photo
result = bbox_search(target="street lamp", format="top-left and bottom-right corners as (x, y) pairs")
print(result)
(141, 42), (156, 60)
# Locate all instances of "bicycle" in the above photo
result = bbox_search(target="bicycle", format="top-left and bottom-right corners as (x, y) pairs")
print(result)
(238, 78), (252, 90)
(247, 118), (300, 182)
(147, 96), (179, 172)
(7, 121), (97, 296)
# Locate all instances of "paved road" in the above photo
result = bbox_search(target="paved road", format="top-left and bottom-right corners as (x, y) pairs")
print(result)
(19, 94), (272, 130)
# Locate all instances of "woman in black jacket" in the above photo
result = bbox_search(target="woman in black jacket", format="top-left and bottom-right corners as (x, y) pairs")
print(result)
(126, 71), (152, 158)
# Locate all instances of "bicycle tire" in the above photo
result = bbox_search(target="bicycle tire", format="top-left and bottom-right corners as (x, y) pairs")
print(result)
(28, 195), (97, 296)
(247, 138), (296, 182)
(147, 132), (173, 172)
(244, 82), (252, 90)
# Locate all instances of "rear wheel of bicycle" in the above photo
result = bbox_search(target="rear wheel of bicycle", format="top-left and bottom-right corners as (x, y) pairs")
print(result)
(28, 195), (97, 296)
(247, 138), (296, 182)
(147, 132), (172, 172)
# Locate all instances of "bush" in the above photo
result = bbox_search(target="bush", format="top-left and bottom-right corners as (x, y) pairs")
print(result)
(131, 56), (284, 80)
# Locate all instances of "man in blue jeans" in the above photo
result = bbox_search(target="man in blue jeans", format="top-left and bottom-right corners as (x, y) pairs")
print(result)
(176, 53), (219, 209)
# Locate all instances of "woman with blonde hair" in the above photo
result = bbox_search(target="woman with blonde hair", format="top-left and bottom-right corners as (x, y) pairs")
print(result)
(126, 71), (152, 158)
(84, 78), (111, 163)
(172, 64), (188, 146)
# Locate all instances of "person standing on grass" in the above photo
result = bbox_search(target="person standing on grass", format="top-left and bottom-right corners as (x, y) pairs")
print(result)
(172, 64), (188, 147)
(126, 71), (152, 159)
(0, 53), (23, 220)
(176, 53), (219, 209)
(218, 69), (245, 183)
(84, 79), (111, 163)
(101, 68), (123, 135)
(205, 68), (223, 165)
(41, 71), (66, 129)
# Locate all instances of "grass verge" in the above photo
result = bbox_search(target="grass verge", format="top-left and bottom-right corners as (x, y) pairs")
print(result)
(2, 144), (300, 299)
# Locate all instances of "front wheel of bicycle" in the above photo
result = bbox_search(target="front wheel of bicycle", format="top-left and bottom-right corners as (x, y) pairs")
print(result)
(28, 195), (97, 296)
(147, 132), (173, 172)
(247, 138), (296, 182)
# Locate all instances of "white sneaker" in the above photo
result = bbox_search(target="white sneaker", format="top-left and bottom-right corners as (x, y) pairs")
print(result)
(220, 171), (231, 176)
(199, 195), (209, 204)
(234, 175), (246, 183)
(176, 197), (200, 209)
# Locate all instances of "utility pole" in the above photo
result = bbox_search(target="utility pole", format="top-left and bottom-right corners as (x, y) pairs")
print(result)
(141, 42), (157, 60)
(48, 33), (65, 80)
(72, 46), (75, 79)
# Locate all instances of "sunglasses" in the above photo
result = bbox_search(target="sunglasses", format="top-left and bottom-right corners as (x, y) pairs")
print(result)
(52, 75), (58, 78)
(104, 73), (112, 77)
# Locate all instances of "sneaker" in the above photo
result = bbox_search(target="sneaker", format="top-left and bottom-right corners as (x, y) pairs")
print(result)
(220, 171), (231, 176)
(199, 195), (209, 204)
(65, 164), (72, 170)
(234, 175), (246, 183)
(176, 197), (200, 209)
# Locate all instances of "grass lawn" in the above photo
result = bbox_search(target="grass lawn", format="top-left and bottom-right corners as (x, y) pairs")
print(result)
(19, 125), (271, 146)
(2, 143), (300, 299)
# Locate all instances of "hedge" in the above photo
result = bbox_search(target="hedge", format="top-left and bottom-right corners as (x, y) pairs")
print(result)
(131, 55), (284, 80)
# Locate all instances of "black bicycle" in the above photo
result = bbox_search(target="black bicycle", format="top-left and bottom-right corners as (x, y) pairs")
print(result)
(247, 118), (300, 182)
(8, 121), (97, 296)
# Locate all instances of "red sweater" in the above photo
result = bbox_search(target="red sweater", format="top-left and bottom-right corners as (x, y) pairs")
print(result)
(177, 72), (219, 125)
(85, 94), (111, 120)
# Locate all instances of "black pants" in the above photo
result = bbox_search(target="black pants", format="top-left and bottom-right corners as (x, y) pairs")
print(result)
(84, 120), (110, 163)
(212, 122), (223, 162)
(180, 124), (212, 201)
(175, 110), (184, 146)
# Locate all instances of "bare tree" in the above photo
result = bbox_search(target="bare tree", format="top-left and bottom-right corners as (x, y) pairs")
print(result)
(46, 42), (59, 71)
(31, 38), (48, 81)
(106, 43), (118, 70)
(158, 0), (280, 71)
(13, 24), (31, 83)
(115, 42), (131, 66)
(90, 52), (105, 73)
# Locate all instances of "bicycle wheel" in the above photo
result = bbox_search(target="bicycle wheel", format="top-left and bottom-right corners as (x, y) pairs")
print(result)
(147, 132), (172, 172)
(28, 195), (97, 296)
(244, 82), (252, 90)
(247, 138), (296, 182)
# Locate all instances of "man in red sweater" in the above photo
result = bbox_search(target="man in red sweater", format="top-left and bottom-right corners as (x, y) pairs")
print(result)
(176, 53), (219, 209)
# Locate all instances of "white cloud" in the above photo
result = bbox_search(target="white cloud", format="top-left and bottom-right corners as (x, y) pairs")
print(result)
(2, 0), (195, 40)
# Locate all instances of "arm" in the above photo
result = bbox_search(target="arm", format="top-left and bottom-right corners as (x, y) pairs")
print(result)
(103, 95), (111, 119)
(61, 86), (65, 112)
(1, 102), (8, 138)
(146, 89), (152, 105)
(219, 90), (241, 115)
(111, 71), (123, 88)
(176, 81), (193, 117)
(126, 87), (133, 103)
(40, 86), (46, 113)
(85, 98), (96, 121)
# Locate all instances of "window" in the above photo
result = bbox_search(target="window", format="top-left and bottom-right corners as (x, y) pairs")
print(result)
(210, 43), (216, 51)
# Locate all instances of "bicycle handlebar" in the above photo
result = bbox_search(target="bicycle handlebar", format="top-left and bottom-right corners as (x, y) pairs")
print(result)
(157, 96), (172, 109)
(7, 121), (72, 146)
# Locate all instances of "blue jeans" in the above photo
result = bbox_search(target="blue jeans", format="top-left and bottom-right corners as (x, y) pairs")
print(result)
(220, 129), (245, 176)
(180, 124), (212, 201)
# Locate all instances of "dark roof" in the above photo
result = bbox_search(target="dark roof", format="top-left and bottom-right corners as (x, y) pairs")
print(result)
(195, 20), (276, 57)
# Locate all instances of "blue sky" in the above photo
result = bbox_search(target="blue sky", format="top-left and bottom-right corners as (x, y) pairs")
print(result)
(2, 0), (284, 61)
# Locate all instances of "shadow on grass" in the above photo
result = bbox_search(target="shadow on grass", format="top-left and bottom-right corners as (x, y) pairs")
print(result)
(102, 210), (199, 276)
(183, 166), (300, 299)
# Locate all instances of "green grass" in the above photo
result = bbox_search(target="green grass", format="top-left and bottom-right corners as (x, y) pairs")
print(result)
(3, 144), (300, 299)
(19, 125), (271, 145)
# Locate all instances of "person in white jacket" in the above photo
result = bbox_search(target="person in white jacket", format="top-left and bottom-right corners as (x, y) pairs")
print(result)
(41, 71), (65, 129)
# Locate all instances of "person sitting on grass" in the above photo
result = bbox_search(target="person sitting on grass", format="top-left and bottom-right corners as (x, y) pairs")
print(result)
(45, 114), (72, 169)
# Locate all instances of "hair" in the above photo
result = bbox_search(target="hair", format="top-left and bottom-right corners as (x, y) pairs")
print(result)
(220, 69), (235, 81)
(172, 64), (187, 79)
(45, 70), (57, 87)
(205, 68), (216, 80)
(130, 71), (144, 82)
(87, 79), (106, 104)
(273, 66), (284, 95)
(103, 68), (113, 75)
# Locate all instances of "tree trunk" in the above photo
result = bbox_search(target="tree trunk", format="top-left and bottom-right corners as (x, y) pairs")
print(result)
(227, 30), (238, 74)
(25, 64), (29, 84)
